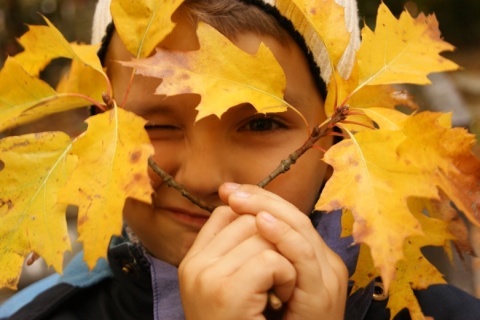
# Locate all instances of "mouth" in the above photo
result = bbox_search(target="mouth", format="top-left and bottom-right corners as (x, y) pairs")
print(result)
(161, 206), (210, 228)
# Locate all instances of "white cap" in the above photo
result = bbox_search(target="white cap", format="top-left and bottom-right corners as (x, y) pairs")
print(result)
(91, 0), (360, 82)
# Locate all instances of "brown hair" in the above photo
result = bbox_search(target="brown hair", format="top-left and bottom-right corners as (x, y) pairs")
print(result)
(182, 0), (289, 42)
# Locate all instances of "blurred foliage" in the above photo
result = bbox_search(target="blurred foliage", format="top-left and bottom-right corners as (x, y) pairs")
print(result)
(0, 0), (97, 68)
(359, 0), (480, 49)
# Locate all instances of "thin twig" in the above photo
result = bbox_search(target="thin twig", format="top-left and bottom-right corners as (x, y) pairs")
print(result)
(148, 158), (216, 212)
(145, 106), (349, 312)
(146, 105), (350, 213)
(257, 105), (349, 188)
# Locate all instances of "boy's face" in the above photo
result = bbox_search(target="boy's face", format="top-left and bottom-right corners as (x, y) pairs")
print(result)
(105, 11), (331, 266)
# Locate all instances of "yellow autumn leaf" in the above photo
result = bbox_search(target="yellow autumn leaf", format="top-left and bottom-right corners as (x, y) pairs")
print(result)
(56, 57), (105, 103)
(349, 203), (452, 319)
(59, 107), (154, 269)
(14, 16), (104, 77)
(0, 132), (76, 289)
(423, 192), (474, 259)
(111, 0), (184, 58)
(350, 243), (378, 293)
(320, 109), (480, 317)
(317, 129), (434, 288)
(274, 0), (350, 78)
(398, 112), (480, 226)
(325, 65), (418, 134)
(386, 207), (451, 319)
(356, 2), (459, 86)
(122, 22), (287, 120)
(0, 58), (101, 132)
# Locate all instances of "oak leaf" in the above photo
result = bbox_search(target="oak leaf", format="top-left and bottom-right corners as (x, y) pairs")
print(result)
(356, 2), (459, 86)
(14, 16), (104, 77)
(111, 0), (184, 58)
(0, 132), (76, 289)
(317, 128), (432, 288)
(59, 107), (154, 269)
(0, 58), (103, 132)
(0, 16), (107, 132)
(122, 22), (287, 120)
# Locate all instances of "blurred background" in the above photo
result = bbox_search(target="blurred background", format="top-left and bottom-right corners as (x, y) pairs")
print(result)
(0, 0), (479, 306)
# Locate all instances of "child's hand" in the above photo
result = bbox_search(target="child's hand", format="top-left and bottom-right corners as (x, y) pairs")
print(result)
(178, 183), (348, 320)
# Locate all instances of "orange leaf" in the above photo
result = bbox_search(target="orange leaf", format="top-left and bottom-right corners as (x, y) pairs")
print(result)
(399, 112), (480, 226)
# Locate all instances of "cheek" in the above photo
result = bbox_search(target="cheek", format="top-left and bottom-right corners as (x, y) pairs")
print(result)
(123, 198), (152, 232)
(268, 150), (327, 214)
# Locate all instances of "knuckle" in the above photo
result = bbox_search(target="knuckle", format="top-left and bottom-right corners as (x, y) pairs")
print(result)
(294, 240), (317, 260)
(259, 249), (281, 265)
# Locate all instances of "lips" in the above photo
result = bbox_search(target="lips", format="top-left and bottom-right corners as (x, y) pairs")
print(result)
(161, 206), (210, 228)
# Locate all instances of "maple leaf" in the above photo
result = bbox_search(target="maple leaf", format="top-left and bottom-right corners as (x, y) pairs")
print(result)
(316, 128), (433, 287)
(14, 16), (104, 77)
(386, 205), (451, 319)
(399, 112), (480, 225)
(111, 0), (184, 58)
(0, 16), (108, 132)
(121, 22), (287, 120)
(349, 202), (452, 319)
(0, 132), (76, 289)
(356, 2), (459, 87)
(319, 108), (480, 318)
(0, 58), (103, 132)
(58, 107), (154, 269)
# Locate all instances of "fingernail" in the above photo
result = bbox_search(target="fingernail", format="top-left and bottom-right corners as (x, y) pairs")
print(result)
(234, 190), (251, 198)
(224, 182), (240, 190)
(260, 212), (276, 223)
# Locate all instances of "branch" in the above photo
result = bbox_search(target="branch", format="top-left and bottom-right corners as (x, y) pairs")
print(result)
(147, 105), (350, 213)
(257, 105), (349, 188)
(148, 158), (216, 213)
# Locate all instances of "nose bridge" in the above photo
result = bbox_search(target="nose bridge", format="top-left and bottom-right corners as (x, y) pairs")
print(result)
(175, 129), (227, 197)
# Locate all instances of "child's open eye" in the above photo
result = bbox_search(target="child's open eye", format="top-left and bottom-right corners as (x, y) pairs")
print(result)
(144, 123), (178, 130)
(239, 116), (286, 132)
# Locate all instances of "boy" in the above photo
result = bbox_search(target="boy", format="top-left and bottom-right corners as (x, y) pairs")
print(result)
(2, 0), (480, 319)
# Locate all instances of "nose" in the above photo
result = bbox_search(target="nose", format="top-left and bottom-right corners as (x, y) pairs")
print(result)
(172, 127), (229, 203)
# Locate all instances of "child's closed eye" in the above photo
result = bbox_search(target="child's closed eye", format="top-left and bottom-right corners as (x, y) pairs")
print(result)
(144, 123), (183, 140)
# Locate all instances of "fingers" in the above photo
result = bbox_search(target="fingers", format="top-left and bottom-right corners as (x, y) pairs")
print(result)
(188, 205), (255, 258)
(228, 249), (296, 303)
(219, 183), (349, 312)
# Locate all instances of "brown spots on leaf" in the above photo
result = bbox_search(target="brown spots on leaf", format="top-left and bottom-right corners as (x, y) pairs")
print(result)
(0, 199), (13, 210)
(78, 214), (88, 226)
(130, 150), (142, 163)
(0, 159), (4, 171)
